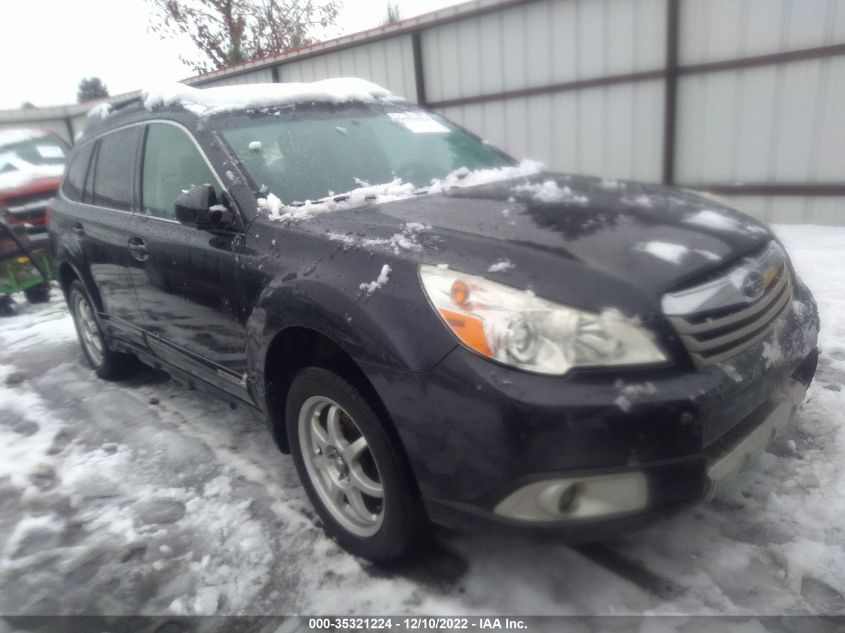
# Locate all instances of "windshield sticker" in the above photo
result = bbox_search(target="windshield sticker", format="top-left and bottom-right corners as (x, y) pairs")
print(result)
(388, 112), (449, 134)
(36, 144), (64, 159)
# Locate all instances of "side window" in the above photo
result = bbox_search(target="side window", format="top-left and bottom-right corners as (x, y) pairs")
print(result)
(142, 123), (219, 220)
(92, 126), (142, 211)
(61, 142), (95, 202)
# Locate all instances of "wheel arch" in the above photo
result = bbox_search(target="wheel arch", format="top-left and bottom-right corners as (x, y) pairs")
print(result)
(262, 326), (403, 464)
(56, 259), (104, 312)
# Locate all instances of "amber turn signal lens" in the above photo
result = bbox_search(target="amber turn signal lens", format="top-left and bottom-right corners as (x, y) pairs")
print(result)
(451, 280), (470, 307)
(438, 307), (492, 357)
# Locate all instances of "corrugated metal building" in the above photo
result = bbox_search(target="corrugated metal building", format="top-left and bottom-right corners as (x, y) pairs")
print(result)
(2, 0), (843, 224)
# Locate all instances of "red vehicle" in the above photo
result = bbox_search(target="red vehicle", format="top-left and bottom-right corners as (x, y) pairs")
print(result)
(0, 128), (69, 247)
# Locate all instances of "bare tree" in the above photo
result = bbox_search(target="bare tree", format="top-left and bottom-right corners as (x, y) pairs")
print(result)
(383, 1), (400, 25)
(147, 0), (341, 73)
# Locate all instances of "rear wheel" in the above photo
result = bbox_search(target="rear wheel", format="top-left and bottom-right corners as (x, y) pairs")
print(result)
(68, 280), (137, 379)
(24, 283), (50, 304)
(287, 367), (428, 562)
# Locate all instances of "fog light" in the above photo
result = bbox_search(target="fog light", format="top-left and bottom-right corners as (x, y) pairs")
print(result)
(494, 472), (648, 522)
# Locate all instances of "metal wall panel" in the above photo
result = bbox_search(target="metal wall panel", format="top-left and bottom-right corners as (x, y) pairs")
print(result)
(278, 36), (417, 101)
(436, 78), (664, 181)
(422, 0), (666, 103)
(676, 57), (845, 184)
(716, 194), (845, 226)
(680, 0), (845, 64)
(197, 67), (275, 87)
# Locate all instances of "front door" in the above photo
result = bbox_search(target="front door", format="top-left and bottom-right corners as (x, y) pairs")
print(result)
(125, 121), (249, 399)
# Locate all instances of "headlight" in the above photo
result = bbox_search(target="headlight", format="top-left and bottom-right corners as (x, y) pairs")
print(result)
(419, 265), (667, 375)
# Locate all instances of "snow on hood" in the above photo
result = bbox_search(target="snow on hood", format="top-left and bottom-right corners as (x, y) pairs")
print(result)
(258, 160), (544, 221)
(141, 78), (395, 116)
(0, 128), (51, 148)
(0, 157), (64, 190)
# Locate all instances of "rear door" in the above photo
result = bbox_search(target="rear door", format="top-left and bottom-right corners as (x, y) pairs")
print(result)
(72, 126), (145, 347)
(125, 121), (249, 399)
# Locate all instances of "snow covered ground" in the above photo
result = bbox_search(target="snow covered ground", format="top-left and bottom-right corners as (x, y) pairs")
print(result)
(0, 224), (842, 617)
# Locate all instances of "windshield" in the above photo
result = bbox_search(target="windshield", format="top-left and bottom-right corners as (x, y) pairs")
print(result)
(218, 105), (513, 204)
(0, 134), (68, 175)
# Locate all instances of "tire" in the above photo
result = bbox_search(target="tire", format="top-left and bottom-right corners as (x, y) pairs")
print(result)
(68, 280), (137, 380)
(24, 283), (50, 304)
(286, 367), (428, 563)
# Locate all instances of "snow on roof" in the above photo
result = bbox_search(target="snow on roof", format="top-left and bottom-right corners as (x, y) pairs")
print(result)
(140, 78), (395, 116)
(87, 103), (113, 120)
(0, 128), (50, 148)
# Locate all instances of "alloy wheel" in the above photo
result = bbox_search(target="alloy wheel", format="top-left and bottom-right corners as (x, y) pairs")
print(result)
(73, 293), (104, 366)
(298, 395), (385, 537)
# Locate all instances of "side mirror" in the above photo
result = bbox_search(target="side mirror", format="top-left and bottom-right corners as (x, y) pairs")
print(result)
(174, 184), (217, 227)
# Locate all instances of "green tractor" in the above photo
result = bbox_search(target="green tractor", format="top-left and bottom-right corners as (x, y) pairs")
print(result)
(0, 213), (52, 316)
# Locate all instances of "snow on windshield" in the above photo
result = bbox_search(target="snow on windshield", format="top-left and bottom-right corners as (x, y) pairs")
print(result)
(141, 78), (394, 116)
(258, 160), (543, 222)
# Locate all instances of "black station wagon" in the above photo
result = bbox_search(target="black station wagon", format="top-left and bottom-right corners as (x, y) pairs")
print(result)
(50, 79), (820, 562)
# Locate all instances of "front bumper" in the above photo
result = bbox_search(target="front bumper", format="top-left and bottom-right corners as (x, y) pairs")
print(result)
(360, 279), (820, 535)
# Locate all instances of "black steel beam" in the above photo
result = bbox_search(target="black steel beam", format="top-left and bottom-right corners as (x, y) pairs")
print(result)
(688, 183), (845, 197)
(662, 0), (680, 186)
(411, 31), (427, 105)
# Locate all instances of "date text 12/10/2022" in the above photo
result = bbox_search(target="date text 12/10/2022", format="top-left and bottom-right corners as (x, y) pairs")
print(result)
(307, 617), (529, 630)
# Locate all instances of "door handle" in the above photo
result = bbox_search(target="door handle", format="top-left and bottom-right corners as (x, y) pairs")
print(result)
(72, 223), (85, 236)
(127, 236), (148, 262)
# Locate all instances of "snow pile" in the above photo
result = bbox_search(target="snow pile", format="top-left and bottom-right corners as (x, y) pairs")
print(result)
(259, 179), (417, 221)
(260, 160), (543, 221)
(621, 194), (655, 208)
(329, 222), (430, 255)
(141, 78), (393, 116)
(685, 209), (768, 235)
(598, 178), (625, 190)
(87, 102), (112, 120)
(634, 241), (690, 264)
(359, 264), (391, 296)
(487, 259), (515, 273)
(513, 179), (589, 205)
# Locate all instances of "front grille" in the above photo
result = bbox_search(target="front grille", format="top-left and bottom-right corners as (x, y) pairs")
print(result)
(663, 243), (793, 368)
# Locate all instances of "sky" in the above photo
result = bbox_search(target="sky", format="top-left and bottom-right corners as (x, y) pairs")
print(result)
(1, 0), (464, 110)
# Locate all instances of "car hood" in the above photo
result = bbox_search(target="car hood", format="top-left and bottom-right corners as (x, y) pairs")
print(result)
(0, 174), (62, 200)
(279, 172), (772, 312)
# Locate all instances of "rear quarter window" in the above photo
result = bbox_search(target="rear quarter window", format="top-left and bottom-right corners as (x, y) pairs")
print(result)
(61, 143), (95, 202)
(91, 126), (142, 211)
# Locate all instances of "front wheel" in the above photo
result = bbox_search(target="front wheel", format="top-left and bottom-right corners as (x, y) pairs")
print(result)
(286, 367), (428, 562)
(68, 280), (137, 380)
